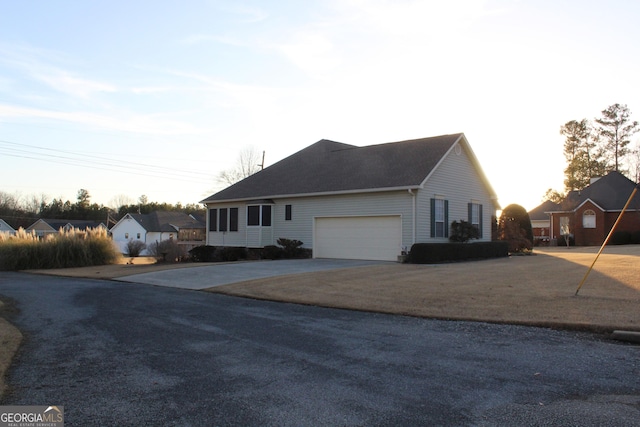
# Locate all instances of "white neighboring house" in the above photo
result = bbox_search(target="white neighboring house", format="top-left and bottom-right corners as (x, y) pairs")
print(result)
(110, 211), (206, 255)
(528, 200), (559, 245)
(0, 219), (16, 235)
(201, 133), (500, 261)
(25, 219), (107, 238)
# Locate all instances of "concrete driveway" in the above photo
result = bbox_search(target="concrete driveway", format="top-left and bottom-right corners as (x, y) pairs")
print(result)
(115, 258), (385, 289)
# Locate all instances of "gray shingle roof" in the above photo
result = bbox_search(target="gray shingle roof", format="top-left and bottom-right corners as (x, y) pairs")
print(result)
(202, 133), (465, 202)
(129, 211), (205, 232)
(528, 200), (560, 220)
(558, 171), (640, 211)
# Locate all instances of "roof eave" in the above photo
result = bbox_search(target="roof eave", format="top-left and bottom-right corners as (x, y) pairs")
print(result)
(202, 185), (423, 205)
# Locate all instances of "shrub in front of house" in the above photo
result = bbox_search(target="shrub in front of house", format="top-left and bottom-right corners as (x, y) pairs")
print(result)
(0, 227), (120, 271)
(125, 239), (146, 257)
(276, 238), (311, 259)
(148, 239), (187, 262)
(610, 231), (631, 245)
(406, 241), (509, 264)
(218, 246), (248, 262)
(262, 245), (283, 260)
(631, 231), (640, 245)
(449, 220), (480, 243)
(189, 245), (217, 262)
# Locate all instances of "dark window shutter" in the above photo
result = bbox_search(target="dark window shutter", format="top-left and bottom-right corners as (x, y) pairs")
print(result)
(478, 204), (483, 238)
(430, 198), (435, 238)
(209, 209), (217, 232)
(468, 203), (472, 223)
(285, 204), (292, 221)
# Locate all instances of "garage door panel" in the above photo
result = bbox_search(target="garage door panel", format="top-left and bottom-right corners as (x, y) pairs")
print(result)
(314, 216), (401, 261)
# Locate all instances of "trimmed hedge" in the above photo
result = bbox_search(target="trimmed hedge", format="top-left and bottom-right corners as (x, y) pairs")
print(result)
(188, 238), (312, 263)
(610, 231), (631, 245)
(406, 241), (509, 264)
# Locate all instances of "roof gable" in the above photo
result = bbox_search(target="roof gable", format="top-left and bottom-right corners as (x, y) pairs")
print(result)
(202, 133), (488, 202)
(557, 171), (640, 212)
(0, 219), (16, 232)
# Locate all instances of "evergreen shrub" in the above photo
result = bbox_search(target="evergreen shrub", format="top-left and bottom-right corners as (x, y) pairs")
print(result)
(407, 241), (509, 264)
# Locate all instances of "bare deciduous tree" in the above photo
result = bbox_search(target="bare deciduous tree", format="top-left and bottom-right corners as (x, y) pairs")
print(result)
(109, 194), (135, 210)
(217, 146), (263, 186)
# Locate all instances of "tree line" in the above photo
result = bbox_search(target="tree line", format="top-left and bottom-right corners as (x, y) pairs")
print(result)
(547, 103), (639, 202)
(0, 189), (205, 229)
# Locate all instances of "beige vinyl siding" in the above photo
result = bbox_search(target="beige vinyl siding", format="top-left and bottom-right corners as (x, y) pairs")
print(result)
(272, 191), (414, 251)
(206, 202), (247, 247)
(417, 142), (495, 242)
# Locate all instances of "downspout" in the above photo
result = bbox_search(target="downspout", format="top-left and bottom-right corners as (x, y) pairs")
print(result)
(408, 189), (416, 246)
(205, 207), (210, 246)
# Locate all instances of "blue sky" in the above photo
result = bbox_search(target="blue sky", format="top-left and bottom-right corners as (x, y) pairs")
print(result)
(1, 0), (639, 211)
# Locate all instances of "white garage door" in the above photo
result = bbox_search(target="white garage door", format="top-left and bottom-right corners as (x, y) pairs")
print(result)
(314, 216), (402, 261)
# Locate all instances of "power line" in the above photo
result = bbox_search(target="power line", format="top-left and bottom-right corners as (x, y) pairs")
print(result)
(0, 138), (215, 184)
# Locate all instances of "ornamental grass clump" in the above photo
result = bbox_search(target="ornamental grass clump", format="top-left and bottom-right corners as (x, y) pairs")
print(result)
(0, 227), (120, 271)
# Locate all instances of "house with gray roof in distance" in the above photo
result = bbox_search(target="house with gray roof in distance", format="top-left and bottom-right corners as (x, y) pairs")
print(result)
(26, 218), (107, 238)
(528, 200), (559, 246)
(201, 133), (500, 261)
(546, 171), (640, 246)
(110, 211), (206, 255)
(0, 218), (16, 235)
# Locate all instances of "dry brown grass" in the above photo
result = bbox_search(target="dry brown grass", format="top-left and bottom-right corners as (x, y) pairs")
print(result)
(209, 246), (640, 333)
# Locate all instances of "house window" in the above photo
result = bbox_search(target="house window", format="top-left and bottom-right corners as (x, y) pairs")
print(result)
(209, 209), (217, 232)
(285, 204), (292, 221)
(247, 206), (260, 226)
(430, 198), (449, 238)
(583, 210), (596, 228)
(262, 205), (272, 226)
(468, 202), (483, 238)
(247, 205), (273, 226)
(136, 233), (141, 239)
(230, 208), (238, 232)
(125, 233), (129, 239)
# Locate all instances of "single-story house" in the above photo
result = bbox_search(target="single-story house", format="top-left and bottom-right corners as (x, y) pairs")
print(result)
(26, 218), (108, 238)
(201, 133), (500, 261)
(547, 171), (640, 246)
(0, 219), (16, 235)
(528, 200), (559, 245)
(110, 211), (206, 254)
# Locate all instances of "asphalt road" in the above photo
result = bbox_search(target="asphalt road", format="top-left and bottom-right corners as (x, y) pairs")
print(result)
(1, 272), (639, 426)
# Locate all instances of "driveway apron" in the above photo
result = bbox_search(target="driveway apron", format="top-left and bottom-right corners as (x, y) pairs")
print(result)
(114, 259), (384, 289)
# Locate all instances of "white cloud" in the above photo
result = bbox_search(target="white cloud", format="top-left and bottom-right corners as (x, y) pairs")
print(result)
(0, 43), (117, 99)
(0, 103), (202, 136)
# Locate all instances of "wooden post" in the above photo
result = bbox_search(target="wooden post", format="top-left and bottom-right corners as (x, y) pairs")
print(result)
(575, 186), (638, 296)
